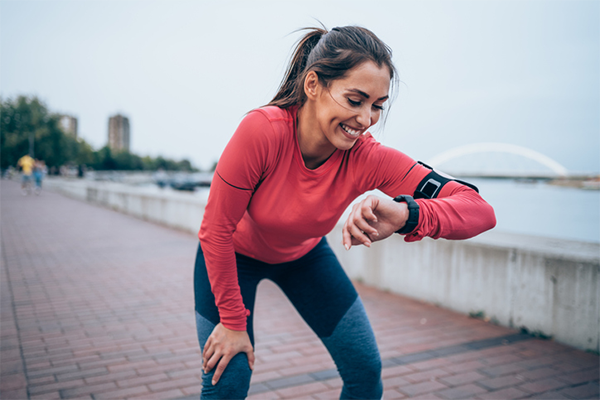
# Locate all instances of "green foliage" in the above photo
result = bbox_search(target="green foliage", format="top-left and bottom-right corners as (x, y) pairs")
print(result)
(1, 96), (197, 171)
(0, 96), (79, 168)
(520, 326), (552, 340)
(469, 310), (486, 319)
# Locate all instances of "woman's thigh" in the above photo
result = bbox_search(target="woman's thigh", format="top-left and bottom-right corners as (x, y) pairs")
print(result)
(271, 238), (358, 338)
(194, 243), (266, 344)
(272, 238), (383, 399)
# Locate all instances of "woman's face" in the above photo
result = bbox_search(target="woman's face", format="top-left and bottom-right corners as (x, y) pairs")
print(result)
(311, 61), (391, 151)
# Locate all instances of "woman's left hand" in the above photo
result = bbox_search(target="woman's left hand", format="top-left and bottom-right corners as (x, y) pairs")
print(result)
(342, 195), (409, 249)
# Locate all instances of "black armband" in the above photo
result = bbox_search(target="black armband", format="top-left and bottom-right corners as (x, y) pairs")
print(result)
(414, 162), (479, 199)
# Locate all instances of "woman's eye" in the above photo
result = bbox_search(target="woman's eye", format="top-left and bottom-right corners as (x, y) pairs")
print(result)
(373, 104), (385, 111)
(347, 98), (362, 107)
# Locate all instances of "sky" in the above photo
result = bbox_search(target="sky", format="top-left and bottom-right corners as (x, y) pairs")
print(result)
(1, 0), (598, 174)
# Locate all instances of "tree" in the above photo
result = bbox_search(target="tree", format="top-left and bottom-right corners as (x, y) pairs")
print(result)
(1, 95), (199, 172)
(1, 96), (82, 169)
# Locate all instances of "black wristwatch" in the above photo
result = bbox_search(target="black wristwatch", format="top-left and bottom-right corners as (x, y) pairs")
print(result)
(393, 195), (420, 234)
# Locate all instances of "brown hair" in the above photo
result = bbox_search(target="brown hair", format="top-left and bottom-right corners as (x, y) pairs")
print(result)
(268, 26), (398, 112)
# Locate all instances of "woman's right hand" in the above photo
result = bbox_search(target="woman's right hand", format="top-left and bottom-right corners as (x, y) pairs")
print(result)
(202, 322), (255, 386)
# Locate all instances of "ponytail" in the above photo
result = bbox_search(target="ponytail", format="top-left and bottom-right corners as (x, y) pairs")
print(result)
(267, 25), (397, 112)
(268, 27), (327, 109)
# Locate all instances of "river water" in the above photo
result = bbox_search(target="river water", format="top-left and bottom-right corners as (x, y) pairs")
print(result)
(468, 178), (599, 243)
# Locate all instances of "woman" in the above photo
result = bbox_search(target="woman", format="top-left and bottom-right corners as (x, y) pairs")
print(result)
(195, 26), (496, 399)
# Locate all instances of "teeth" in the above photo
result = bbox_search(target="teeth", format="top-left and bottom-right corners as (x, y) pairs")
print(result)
(341, 124), (360, 136)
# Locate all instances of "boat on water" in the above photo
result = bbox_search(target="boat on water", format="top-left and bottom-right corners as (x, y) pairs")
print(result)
(582, 178), (600, 190)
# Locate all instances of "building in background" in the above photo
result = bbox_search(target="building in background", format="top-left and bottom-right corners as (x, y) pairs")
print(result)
(60, 115), (78, 138)
(108, 114), (130, 152)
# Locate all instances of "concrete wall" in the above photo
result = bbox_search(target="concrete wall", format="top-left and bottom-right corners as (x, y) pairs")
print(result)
(45, 178), (600, 352)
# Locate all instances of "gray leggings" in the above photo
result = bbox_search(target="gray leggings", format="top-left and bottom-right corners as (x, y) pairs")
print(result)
(194, 238), (383, 399)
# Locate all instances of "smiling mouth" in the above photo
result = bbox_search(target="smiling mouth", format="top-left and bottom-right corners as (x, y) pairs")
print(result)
(340, 123), (362, 137)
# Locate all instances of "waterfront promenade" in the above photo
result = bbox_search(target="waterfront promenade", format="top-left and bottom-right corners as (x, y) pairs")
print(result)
(1, 180), (598, 400)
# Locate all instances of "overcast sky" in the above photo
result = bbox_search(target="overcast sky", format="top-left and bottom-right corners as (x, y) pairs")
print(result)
(1, 0), (598, 174)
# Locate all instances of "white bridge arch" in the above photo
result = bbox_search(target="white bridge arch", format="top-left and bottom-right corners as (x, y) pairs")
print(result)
(427, 142), (568, 177)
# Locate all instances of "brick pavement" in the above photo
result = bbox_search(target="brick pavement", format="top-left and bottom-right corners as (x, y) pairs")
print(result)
(1, 179), (598, 400)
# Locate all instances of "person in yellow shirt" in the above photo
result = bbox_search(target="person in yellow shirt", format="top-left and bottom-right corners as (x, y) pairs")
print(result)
(17, 154), (35, 194)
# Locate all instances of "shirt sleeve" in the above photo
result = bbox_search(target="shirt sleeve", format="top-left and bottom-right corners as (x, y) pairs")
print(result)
(198, 110), (275, 331)
(352, 137), (496, 241)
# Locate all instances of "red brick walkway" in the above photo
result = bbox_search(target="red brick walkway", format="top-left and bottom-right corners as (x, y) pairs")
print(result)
(1, 180), (598, 400)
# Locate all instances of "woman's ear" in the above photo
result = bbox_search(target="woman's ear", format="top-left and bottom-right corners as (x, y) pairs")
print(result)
(304, 71), (320, 100)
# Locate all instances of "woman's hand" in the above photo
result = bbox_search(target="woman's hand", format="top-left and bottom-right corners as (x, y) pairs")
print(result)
(342, 195), (409, 249)
(202, 323), (255, 386)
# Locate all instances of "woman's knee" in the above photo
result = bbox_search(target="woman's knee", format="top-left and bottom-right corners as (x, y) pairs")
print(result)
(201, 352), (252, 399)
(196, 312), (252, 399)
(339, 351), (382, 399)
(319, 297), (383, 399)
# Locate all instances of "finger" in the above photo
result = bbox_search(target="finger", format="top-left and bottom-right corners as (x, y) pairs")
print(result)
(247, 349), (255, 371)
(202, 337), (212, 359)
(348, 207), (377, 243)
(212, 354), (233, 386)
(342, 219), (353, 250)
(361, 197), (379, 222)
(205, 350), (221, 374)
(343, 204), (366, 249)
(202, 342), (215, 371)
(346, 222), (372, 247)
(359, 199), (380, 235)
(353, 199), (377, 222)
(352, 213), (379, 237)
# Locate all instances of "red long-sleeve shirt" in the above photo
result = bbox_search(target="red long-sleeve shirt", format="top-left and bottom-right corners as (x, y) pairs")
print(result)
(199, 106), (496, 330)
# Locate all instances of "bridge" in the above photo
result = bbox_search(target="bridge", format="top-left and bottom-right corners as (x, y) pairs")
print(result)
(427, 143), (571, 179)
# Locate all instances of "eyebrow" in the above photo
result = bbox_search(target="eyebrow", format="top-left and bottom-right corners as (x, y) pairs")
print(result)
(347, 88), (389, 101)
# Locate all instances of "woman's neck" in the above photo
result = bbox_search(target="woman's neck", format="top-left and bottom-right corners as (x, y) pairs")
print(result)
(296, 104), (337, 170)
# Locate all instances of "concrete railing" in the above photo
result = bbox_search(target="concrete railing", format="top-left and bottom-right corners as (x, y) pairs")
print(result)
(45, 178), (599, 352)
(44, 178), (206, 234)
(327, 227), (599, 353)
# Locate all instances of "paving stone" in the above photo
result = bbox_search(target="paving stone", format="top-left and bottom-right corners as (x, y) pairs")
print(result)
(92, 385), (150, 399)
(275, 381), (329, 398)
(436, 383), (488, 399)
(398, 380), (449, 397)
(527, 390), (571, 399)
(518, 377), (570, 394)
(559, 382), (600, 399)
(558, 368), (600, 385)
(438, 371), (487, 386)
(403, 368), (452, 384)
(480, 362), (527, 377)
(477, 374), (527, 390)
(475, 387), (529, 399)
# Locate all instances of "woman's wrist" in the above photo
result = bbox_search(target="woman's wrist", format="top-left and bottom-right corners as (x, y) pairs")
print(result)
(393, 195), (420, 234)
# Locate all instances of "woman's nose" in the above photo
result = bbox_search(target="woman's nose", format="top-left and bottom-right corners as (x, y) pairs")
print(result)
(356, 106), (372, 128)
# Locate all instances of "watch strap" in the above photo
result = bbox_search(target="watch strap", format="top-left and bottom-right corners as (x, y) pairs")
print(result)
(393, 195), (420, 234)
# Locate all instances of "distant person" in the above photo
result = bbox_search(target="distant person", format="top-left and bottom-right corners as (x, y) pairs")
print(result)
(17, 154), (35, 195)
(153, 168), (168, 188)
(194, 26), (496, 399)
(33, 159), (45, 194)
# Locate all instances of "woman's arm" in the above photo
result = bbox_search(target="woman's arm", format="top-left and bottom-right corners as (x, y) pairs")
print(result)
(344, 141), (496, 247)
(342, 181), (496, 248)
(199, 110), (275, 330)
(198, 109), (276, 384)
